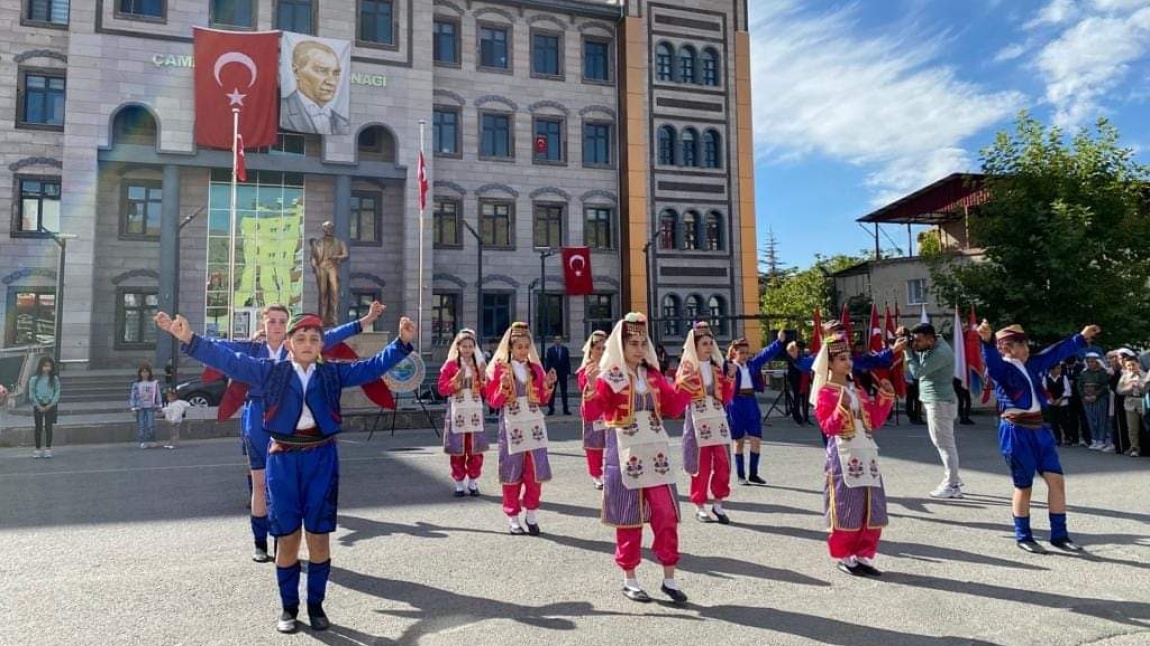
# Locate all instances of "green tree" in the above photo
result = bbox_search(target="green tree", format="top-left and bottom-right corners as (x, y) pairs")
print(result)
(760, 254), (866, 339)
(930, 112), (1150, 345)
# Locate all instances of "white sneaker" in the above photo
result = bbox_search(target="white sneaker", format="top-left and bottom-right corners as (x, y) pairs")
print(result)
(43, 449), (52, 458)
(140, 443), (148, 449)
(32, 450), (42, 459)
(930, 484), (964, 499)
(1087, 442), (1101, 450)
(1128, 447), (1141, 457)
(1101, 444), (1115, 453)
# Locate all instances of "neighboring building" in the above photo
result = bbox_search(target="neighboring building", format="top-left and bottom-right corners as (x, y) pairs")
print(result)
(832, 173), (987, 328)
(0, 0), (759, 370)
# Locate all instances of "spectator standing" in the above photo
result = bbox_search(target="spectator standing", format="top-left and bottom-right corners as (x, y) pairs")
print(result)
(29, 356), (60, 459)
(544, 335), (572, 416)
(1116, 355), (1144, 457)
(1043, 364), (1074, 446)
(162, 389), (192, 449)
(130, 363), (163, 449)
(903, 323), (962, 499)
(1064, 356), (1087, 446)
(1078, 351), (1110, 451)
(954, 377), (975, 425)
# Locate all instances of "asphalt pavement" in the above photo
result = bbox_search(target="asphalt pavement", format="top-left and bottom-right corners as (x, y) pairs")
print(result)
(0, 414), (1146, 646)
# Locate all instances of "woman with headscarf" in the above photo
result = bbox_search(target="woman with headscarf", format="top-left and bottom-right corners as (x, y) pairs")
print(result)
(811, 335), (896, 577)
(677, 322), (736, 524)
(485, 323), (557, 535)
(583, 313), (693, 604)
(578, 330), (609, 489)
(438, 329), (489, 497)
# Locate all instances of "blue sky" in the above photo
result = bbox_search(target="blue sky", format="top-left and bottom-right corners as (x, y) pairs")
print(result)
(750, 0), (1150, 269)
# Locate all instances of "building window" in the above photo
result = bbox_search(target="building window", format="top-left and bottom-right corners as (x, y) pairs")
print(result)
(583, 37), (611, 82)
(703, 129), (722, 169)
(482, 293), (512, 341)
(684, 294), (703, 321)
(433, 107), (460, 156)
(681, 128), (698, 167)
(658, 209), (677, 250)
(350, 191), (381, 245)
(120, 180), (163, 239)
(275, 0), (313, 34)
(682, 210), (700, 250)
(585, 207), (613, 250)
(480, 200), (513, 248)
(705, 211), (722, 251)
(657, 125), (676, 165)
(15, 177), (61, 234)
(433, 19), (459, 64)
(533, 117), (564, 163)
(533, 203), (564, 249)
(662, 295), (682, 337)
(255, 131), (307, 156)
(655, 42), (674, 81)
(582, 122), (612, 166)
(118, 0), (164, 19)
(678, 45), (697, 84)
(535, 292), (564, 339)
(479, 24), (510, 70)
(19, 70), (66, 129)
(907, 278), (928, 306)
(118, 290), (159, 347)
(358, 0), (395, 45)
(532, 31), (562, 77)
(480, 113), (513, 159)
(25, 0), (69, 26)
(586, 294), (615, 334)
(111, 105), (158, 146)
(348, 290), (381, 329)
(707, 295), (727, 335)
(210, 0), (253, 28)
(433, 198), (461, 248)
(6, 289), (55, 347)
(432, 293), (460, 344)
(702, 47), (720, 86)
(356, 126), (394, 162)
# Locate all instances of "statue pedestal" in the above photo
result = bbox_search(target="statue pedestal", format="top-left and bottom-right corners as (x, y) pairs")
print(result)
(340, 331), (391, 411)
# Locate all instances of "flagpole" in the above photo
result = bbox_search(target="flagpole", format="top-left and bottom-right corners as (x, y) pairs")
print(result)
(228, 107), (239, 339)
(417, 120), (426, 352)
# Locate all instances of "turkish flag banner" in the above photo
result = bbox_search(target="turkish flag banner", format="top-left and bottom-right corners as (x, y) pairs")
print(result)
(194, 27), (280, 149)
(561, 246), (594, 296)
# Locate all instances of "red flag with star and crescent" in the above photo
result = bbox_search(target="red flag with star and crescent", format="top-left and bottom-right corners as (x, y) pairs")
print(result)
(193, 27), (279, 150)
(561, 246), (594, 296)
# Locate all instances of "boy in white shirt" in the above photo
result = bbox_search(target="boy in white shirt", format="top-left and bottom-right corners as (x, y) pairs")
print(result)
(162, 389), (193, 449)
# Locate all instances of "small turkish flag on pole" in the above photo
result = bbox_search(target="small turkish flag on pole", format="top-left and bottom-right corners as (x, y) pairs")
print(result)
(235, 134), (247, 182)
(417, 151), (428, 212)
(561, 246), (594, 296)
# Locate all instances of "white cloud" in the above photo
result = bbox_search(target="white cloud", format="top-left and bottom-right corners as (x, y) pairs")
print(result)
(1025, 0), (1081, 29)
(994, 43), (1028, 62)
(749, 2), (1024, 206)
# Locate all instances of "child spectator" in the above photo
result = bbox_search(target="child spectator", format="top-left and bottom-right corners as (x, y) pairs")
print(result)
(1116, 355), (1144, 457)
(29, 356), (60, 458)
(162, 389), (192, 449)
(130, 363), (163, 449)
(1043, 364), (1073, 446)
(1077, 351), (1110, 451)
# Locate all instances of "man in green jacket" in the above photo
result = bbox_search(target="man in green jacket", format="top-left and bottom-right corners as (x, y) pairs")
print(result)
(904, 323), (962, 499)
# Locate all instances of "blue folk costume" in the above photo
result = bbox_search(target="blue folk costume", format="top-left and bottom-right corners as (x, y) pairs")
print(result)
(181, 314), (413, 624)
(214, 319), (362, 557)
(724, 337), (784, 482)
(981, 325), (1085, 547)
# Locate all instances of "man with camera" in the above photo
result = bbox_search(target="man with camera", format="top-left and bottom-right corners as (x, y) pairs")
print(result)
(901, 323), (963, 499)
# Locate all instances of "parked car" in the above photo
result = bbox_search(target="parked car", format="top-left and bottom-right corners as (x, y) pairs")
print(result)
(175, 378), (227, 407)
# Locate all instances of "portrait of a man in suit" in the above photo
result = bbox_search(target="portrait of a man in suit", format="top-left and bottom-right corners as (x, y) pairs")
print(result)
(280, 40), (350, 135)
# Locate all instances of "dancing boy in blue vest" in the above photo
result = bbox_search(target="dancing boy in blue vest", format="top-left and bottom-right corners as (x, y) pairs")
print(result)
(724, 331), (786, 485)
(156, 310), (415, 633)
(216, 302), (385, 563)
(978, 320), (1098, 554)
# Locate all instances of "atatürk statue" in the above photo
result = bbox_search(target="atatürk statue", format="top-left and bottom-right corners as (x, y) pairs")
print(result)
(309, 220), (348, 326)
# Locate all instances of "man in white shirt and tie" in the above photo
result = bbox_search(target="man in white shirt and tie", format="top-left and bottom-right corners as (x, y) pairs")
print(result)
(281, 40), (349, 135)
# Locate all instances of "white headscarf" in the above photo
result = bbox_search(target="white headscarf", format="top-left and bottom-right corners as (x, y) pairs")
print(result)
(808, 338), (850, 406)
(580, 330), (608, 370)
(678, 322), (724, 382)
(599, 312), (660, 392)
(446, 328), (486, 376)
(486, 322), (542, 380)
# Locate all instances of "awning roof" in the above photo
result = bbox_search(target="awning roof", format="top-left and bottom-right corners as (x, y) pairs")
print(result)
(858, 173), (988, 224)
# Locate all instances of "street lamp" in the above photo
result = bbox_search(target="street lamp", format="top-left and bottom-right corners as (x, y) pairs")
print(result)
(642, 229), (660, 343)
(41, 230), (77, 364)
(460, 219), (484, 338)
(534, 246), (556, 357)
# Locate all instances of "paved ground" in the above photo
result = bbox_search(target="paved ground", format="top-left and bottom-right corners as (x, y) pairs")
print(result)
(1, 415), (1146, 646)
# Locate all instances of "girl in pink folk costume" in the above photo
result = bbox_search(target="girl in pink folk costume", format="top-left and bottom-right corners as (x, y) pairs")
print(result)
(677, 322), (736, 524)
(583, 313), (693, 604)
(578, 330), (609, 489)
(484, 323), (557, 535)
(438, 329), (489, 497)
(811, 336), (896, 577)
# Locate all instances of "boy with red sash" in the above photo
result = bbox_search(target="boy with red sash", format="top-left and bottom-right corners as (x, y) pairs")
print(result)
(677, 322), (736, 524)
(485, 323), (557, 535)
(438, 329), (489, 497)
(578, 330), (609, 489)
(583, 313), (693, 604)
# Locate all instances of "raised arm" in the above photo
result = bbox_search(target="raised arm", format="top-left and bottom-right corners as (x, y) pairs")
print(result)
(814, 386), (851, 436)
(655, 371), (693, 419)
(335, 337), (414, 388)
(864, 385), (896, 430)
(854, 349), (894, 372)
(747, 338), (785, 372)
(484, 362), (513, 408)
(1030, 334), (1087, 375)
(981, 340), (1015, 384)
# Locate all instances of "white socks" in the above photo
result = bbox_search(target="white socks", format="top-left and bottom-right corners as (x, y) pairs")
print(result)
(662, 578), (679, 590)
(467, 478), (478, 491)
(840, 556), (858, 567)
(525, 509), (538, 524)
(509, 517), (523, 531)
(454, 481), (465, 492)
(711, 501), (725, 515)
(624, 577), (641, 590)
(856, 556), (876, 567)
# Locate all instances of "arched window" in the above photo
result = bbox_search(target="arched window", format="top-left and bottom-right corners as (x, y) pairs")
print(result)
(705, 211), (722, 250)
(684, 294), (703, 322)
(703, 129), (722, 168)
(682, 210), (700, 250)
(707, 295), (726, 334)
(701, 48), (720, 86)
(678, 45), (697, 84)
(681, 128), (698, 167)
(662, 294), (682, 337)
(658, 208), (678, 250)
(656, 42), (675, 81)
(358, 125), (397, 162)
(112, 105), (157, 146)
(657, 125), (677, 165)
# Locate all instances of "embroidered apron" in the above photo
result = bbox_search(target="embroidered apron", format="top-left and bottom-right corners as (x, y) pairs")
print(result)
(691, 393), (731, 447)
(835, 413), (882, 488)
(504, 395), (548, 454)
(450, 387), (485, 434)
(616, 410), (676, 490)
